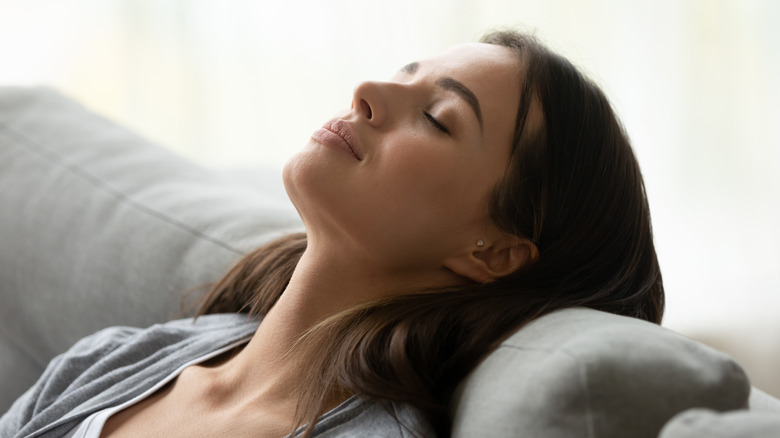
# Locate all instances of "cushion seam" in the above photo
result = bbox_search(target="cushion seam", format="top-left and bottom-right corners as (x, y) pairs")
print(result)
(0, 123), (245, 256)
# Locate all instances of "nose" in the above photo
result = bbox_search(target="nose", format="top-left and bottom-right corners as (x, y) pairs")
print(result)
(352, 81), (395, 127)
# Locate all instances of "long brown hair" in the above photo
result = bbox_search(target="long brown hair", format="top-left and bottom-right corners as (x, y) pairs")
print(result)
(195, 30), (663, 436)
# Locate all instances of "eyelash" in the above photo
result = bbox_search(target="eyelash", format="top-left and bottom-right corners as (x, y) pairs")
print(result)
(423, 111), (450, 135)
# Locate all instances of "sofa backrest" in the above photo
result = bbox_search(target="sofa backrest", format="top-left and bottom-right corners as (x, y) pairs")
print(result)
(0, 87), (301, 409)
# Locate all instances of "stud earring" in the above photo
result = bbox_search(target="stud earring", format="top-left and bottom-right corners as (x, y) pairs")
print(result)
(477, 240), (484, 247)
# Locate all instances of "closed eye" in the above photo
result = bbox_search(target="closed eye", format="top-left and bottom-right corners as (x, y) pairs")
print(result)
(423, 111), (450, 135)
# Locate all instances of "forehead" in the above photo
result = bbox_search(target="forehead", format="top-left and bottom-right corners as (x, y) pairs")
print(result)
(424, 43), (519, 74)
(421, 42), (523, 145)
(417, 43), (522, 91)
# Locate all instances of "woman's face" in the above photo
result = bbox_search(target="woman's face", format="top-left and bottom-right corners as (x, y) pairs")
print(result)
(284, 43), (523, 281)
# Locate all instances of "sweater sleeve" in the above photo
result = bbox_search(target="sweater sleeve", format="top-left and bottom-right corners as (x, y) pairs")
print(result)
(0, 326), (139, 437)
(0, 351), (66, 436)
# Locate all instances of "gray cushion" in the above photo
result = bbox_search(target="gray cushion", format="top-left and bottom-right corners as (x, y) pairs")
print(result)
(451, 307), (751, 438)
(660, 408), (780, 438)
(749, 387), (780, 413)
(0, 87), (302, 411)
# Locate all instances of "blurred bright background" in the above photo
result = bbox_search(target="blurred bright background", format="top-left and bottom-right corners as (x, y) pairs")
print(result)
(1, 0), (778, 395)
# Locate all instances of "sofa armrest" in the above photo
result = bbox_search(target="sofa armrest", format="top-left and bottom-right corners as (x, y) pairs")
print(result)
(451, 308), (751, 438)
(749, 387), (780, 413)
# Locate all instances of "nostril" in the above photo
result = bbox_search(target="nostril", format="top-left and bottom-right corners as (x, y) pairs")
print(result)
(360, 99), (373, 119)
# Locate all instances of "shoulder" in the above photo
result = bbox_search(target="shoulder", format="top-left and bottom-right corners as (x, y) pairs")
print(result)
(51, 314), (258, 378)
(0, 314), (259, 438)
(50, 313), (259, 398)
(62, 313), (258, 350)
(73, 313), (258, 356)
(310, 397), (436, 438)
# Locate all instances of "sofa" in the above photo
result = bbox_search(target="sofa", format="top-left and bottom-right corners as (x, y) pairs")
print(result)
(1, 87), (779, 437)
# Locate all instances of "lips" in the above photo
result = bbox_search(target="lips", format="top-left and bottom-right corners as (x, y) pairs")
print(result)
(311, 119), (363, 161)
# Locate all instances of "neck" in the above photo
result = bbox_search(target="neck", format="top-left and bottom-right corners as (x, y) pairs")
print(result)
(196, 237), (461, 415)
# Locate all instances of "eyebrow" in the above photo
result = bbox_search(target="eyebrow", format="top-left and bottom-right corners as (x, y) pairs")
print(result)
(436, 77), (483, 131)
(400, 62), (483, 130)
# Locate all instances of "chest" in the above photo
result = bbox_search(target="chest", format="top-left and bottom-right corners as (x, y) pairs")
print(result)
(99, 382), (294, 438)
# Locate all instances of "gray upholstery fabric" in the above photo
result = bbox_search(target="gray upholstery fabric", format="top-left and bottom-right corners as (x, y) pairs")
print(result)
(749, 387), (780, 413)
(451, 308), (752, 438)
(659, 409), (780, 438)
(0, 87), (302, 411)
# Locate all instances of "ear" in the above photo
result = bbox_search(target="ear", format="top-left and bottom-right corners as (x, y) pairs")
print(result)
(444, 235), (539, 284)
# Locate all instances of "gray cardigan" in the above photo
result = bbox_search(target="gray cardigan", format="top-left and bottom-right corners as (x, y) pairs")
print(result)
(0, 314), (432, 438)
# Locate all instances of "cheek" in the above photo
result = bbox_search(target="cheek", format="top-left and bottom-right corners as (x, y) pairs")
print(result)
(377, 148), (452, 201)
(374, 150), (485, 231)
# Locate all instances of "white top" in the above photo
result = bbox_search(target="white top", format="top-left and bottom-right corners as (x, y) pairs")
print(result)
(62, 339), (248, 438)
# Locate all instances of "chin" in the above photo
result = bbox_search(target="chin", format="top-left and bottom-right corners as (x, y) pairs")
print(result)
(281, 148), (319, 210)
(281, 153), (301, 205)
(281, 148), (342, 230)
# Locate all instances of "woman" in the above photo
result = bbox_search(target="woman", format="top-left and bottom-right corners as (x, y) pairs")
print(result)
(1, 30), (662, 437)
